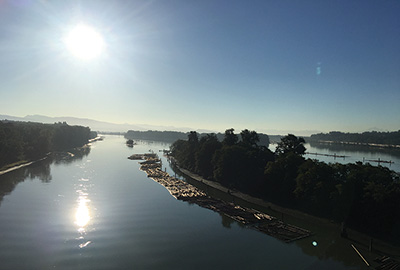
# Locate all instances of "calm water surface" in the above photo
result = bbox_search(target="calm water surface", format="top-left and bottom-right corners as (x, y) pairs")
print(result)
(270, 142), (400, 173)
(0, 136), (380, 269)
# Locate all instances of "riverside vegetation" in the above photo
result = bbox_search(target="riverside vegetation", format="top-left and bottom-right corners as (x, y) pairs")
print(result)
(0, 120), (97, 170)
(125, 129), (271, 146)
(308, 130), (400, 147)
(170, 129), (400, 244)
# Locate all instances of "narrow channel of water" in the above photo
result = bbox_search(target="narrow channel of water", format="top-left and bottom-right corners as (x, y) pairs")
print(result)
(0, 135), (379, 269)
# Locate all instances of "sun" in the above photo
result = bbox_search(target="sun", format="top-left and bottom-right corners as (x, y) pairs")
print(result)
(64, 23), (105, 60)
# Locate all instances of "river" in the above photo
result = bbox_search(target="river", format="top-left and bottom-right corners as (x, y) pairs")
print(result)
(270, 142), (400, 173)
(1, 135), (397, 269)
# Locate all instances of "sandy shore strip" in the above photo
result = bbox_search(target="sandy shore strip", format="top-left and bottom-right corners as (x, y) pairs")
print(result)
(0, 156), (49, 176)
(0, 161), (35, 176)
(0, 138), (102, 176)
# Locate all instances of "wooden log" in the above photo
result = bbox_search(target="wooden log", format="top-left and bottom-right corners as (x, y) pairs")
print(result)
(351, 244), (370, 267)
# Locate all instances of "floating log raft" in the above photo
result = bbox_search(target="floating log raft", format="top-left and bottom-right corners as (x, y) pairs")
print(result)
(129, 154), (312, 243)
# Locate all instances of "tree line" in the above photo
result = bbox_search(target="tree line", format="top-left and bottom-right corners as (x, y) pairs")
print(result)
(309, 130), (400, 146)
(0, 121), (97, 169)
(171, 129), (400, 242)
(125, 129), (270, 146)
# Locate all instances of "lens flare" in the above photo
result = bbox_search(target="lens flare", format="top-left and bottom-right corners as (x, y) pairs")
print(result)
(64, 23), (105, 60)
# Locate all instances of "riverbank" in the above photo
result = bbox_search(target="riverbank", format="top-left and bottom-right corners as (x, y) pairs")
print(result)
(0, 137), (102, 176)
(177, 166), (330, 224)
(0, 156), (50, 176)
(0, 160), (36, 176)
(173, 164), (400, 267)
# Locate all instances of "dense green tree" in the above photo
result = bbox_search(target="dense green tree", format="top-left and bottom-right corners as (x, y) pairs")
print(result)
(170, 139), (192, 169)
(222, 128), (238, 146)
(263, 152), (305, 205)
(188, 131), (199, 144)
(170, 132), (199, 171)
(294, 160), (339, 215)
(343, 164), (400, 237)
(0, 122), (23, 166)
(213, 145), (249, 188)
(0, 121), (94, 168)
(195, 134), (222, 179)
(170, 139), (187, 157)
(240, 129), (259, 148)
(275, 134), (306, 156)
(171, 128), (272, 193)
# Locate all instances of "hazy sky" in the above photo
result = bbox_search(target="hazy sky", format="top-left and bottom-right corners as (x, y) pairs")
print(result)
(0, 0), (399, 135)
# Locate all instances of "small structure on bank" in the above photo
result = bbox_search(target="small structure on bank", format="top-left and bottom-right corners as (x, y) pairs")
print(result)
(128, 153), (312, 243)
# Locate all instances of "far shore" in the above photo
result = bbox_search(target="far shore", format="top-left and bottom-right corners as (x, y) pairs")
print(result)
(310, 140), (400, 149)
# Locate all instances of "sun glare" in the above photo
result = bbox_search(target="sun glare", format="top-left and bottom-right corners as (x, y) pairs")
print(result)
(75, 197), (90, 228)
(64, 24), (105, 60)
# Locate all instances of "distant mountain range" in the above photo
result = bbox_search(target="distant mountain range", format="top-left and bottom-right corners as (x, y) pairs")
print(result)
(0, 114), (202, 133)
(3, 114), (387, 137)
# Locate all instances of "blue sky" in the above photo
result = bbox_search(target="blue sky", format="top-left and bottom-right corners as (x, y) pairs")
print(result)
(0, 0), (399, 135)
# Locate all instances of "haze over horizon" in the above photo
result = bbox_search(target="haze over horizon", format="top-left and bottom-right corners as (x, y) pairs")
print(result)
(1, 113), (396, 137)
(1, 1), (399, 135)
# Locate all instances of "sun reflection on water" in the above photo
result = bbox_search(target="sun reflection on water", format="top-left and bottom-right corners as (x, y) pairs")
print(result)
(75, 196), (90, 228)
(74, 177), (93, 248)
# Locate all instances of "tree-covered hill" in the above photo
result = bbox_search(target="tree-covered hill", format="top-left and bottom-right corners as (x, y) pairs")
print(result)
(0, 121), (97, 169)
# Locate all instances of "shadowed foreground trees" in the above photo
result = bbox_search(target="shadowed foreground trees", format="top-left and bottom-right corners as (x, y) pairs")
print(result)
(171, 131), (400, 241)
(0, 121), (97, 168)
(195, 134), (222, 179)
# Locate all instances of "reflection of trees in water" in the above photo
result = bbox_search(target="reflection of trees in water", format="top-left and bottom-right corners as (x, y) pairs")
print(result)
(0, 146), (91, 206)
(25, 158), (53, 183)
(220, 213), (235, 229)
(0, 172), (24, 205)
(292, 225), (400, 268)
(0, 158), (52, 205)
(294, 233), (366, 268)
(135, 140), (170, 148)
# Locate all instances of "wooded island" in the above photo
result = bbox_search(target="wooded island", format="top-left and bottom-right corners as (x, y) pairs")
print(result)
(170, 129), (400, 243)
